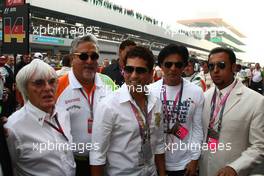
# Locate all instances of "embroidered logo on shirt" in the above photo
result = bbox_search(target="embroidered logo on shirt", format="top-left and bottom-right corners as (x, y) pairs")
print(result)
(65, 98), (81, 104)
(155, 113), (161, 127)
(66, 105), (81, 111)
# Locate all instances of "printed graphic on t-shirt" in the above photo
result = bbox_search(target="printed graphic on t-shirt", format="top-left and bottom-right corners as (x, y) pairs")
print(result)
(162, 98), (194, 124)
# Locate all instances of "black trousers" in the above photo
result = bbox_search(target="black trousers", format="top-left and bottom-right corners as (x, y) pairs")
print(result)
(250, 81), (263, 95)
(2, 92), (16, 117)
(167, 170), (186, 176)
(74, 157), (91, 176)
(0, 111), (13, 176)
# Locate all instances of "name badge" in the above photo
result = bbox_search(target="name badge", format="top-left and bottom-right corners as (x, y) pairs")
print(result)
(171, 122), (189, 140)
(207, 128), (219, 150)
(208, 137), (219, 150)
(88, 118), (93, 134)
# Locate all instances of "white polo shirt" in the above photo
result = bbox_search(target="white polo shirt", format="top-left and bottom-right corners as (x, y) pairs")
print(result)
(90, 84), (164, 176)
(5, 101), (75, 176)
(56, 70), (115, 156)
(149, 78), (204, 171)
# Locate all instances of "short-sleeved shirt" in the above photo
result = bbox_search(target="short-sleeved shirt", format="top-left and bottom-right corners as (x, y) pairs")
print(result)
(56, 70), (116, 156)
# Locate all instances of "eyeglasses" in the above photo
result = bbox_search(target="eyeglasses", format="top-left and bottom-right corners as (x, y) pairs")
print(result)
(163, 61), (184, 69)
(208, 61), (226, 71)
(73, 52), (99, 61)
(124, 66), (148, 74)
(31, 78), (57, 87)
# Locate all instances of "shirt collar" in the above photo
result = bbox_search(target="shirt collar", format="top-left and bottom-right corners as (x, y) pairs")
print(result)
(4, 64), (10, 69)
(25, 101), (57, 127)
(217, 79), (237, 96)
(68, 69), (104, 90)
(94, 73), (105, 88)
(61, 66), (71, 70)
(118, 83), (157, 113)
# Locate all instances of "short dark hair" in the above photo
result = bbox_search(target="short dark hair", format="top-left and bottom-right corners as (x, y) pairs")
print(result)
(236, 64), (242, 71)
(119, 40), (136, 50)
(208, 47), (236, 64)
(125, 46), (154, 72)
(62, 54), (71, 67)
(188, 57), (198, 67)
(158, 44), (189, 66)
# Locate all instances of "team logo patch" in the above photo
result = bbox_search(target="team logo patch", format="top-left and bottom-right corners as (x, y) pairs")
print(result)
(65, 98), (81, 104)
(154, 113), (161, 127)
(66, 105), (81, 111)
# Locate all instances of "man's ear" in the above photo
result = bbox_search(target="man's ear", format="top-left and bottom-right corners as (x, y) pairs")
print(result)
(148, 69), (154, 83)
(149, 69), (154, 77)
(232, 63), (237, 73)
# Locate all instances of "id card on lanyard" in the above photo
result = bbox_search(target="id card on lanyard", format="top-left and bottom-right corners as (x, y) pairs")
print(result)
(207, 80), (237, 150)
(130, 101), (153, 166)
(162, 79), (189, 141)
(80, 85), (96, 134)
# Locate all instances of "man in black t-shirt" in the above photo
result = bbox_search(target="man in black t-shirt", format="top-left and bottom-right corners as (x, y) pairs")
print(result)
(102, 40), (136, 87)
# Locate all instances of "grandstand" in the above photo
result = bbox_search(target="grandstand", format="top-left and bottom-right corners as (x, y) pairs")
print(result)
(1, 0), (246, 62)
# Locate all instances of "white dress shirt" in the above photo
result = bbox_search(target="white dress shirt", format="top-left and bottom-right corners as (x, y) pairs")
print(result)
(212, 79), (237, 130)
(252, 69), (262, 82)
(5, 101), (75, 176)
(90, 84), (164, 176)
(56, 70), (115, 156)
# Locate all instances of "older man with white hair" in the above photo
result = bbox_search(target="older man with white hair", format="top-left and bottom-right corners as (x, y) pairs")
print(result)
(5, 59), (76, 176)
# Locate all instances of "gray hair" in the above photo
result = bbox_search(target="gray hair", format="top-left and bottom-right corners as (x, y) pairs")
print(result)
(16, 59), (57, 102)
(70, 33), (99, 53)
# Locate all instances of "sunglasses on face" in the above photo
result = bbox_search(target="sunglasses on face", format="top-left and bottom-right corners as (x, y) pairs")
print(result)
(74, 52), (99, 61)
(31, 78), (57, 87)
(163, 61), (184, 69)
(208, 61), (226, 71)
(124, 66), (148, 74)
